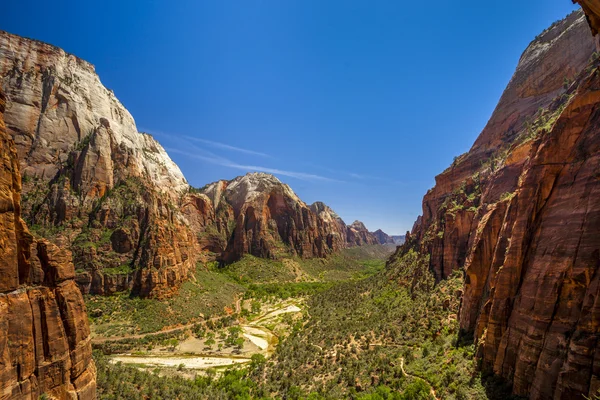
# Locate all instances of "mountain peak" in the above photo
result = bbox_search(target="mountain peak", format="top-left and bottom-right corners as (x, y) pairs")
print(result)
(350, 220), (367, 230)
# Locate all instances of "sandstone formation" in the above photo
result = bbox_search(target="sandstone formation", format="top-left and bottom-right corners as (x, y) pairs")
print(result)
(409, 10), (596, 282)
(186, 173), (381, 264)
(0, 30), (197, 299)
(0, 88), (96, 398)
(345, 220), (378, 247)
(575, 0), (600, 35)
(372, 229), (394, 245)
(400, 9), (600, 399)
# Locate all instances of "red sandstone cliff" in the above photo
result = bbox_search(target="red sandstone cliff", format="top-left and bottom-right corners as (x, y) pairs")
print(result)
(401, 9), (600, 399)
(409, 10), (596, 282)
(186, 173), (381, 264)
(575, 0), (600, 34)
(0, 89), (96, 398)
(0, 31), (200, 299)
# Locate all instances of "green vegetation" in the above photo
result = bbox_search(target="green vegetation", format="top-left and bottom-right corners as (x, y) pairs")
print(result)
(88, 267), (245, 336)
(95, 350), (265, 399)
(74, 130), (93, 151)
(95, 249), (522, 399)
(499, 192), (515, 202)
(88, 246), (392, 336)
(102, 264), (133, 276)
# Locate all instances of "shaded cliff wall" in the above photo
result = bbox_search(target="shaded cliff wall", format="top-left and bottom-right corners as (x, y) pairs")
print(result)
(0, 30), (197, 299)
(0, 89), (96, 399)
(400, 9), (600, 399)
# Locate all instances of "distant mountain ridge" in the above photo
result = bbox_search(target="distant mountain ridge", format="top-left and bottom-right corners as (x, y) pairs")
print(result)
(391, 235), (405, 245)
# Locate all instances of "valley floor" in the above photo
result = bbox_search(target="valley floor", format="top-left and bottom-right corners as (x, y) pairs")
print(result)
(92, 246), (521, 399)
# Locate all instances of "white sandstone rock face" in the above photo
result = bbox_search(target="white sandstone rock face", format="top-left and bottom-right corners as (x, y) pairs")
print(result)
(0, 30), (188, 194)
(202, 172), (304, 213)
(225, 172), (303, 211)
(310, 201), (343, 225)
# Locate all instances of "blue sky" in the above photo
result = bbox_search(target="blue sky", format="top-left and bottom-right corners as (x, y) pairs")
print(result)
(4, 1), (580, 234)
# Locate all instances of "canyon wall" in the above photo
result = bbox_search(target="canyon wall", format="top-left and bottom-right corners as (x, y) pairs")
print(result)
(372, 229), (395, 245)
(189, 173), (381, 264)
(0, 89), (96, 398)
(401, 9), (600, 399)
(0, 30), (197, 299)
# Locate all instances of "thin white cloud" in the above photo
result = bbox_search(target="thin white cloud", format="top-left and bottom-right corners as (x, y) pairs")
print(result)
(165, 148), (341, 183)
(141, 128), (270, 157)
(183, 136), (271, 158)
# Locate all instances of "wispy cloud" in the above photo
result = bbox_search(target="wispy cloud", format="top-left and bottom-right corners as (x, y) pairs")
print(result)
(183, 137), (271, 158)
(349, 173), (365, 179)
(144, 128), (342, 182)
(165, 147), (341, 183)
(141, 128), (271, 158)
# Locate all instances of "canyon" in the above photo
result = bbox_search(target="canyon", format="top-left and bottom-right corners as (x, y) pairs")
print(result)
(0, 30), (390, 300)
(1, 3), (599, 400)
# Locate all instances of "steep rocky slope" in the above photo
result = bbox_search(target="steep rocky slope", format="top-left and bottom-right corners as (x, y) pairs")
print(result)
(0, 89), (96, 398)
(408, 10), (596, 282)
(185, 173), (381, 263)
(0, 30), (197, 299)
(401, 9), (600, 400)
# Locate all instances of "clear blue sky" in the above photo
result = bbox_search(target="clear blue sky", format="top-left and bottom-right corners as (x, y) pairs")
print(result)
(4, 1), (579, 235)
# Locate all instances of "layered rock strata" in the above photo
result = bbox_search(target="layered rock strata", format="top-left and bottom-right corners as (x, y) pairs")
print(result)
(0, 30), (387, 298)
(400, 9), (600, 399)
(191, 173), (381, 263)
(372, 229), (395, 245)
(0, 88), (96, 399)
(0, 30), (196, 299)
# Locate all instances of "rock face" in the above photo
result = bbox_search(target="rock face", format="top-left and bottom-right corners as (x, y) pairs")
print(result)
(410, 10), (596, 281)
(372, 229), (394, 245)
(0, 30), (197, 299)
(401, 10), (600, 399)
(0, 89), (96, 398)
(575, 0), (600, 35)
(345, 221), (378, 246)
(187, 173), (380, 263)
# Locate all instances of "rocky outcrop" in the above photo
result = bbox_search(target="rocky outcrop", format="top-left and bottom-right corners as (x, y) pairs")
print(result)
(0, 30), (383, 298)
(190, 173), (380, 263)
(372, 229), (394, 245)
(410, 10), (596, 281)
(575, 0), (600, 35)
(401, 9), (600, 400)
(0, 89), (96, 398)
(345, 220), (378, 247)
(0, 30), (196, 298)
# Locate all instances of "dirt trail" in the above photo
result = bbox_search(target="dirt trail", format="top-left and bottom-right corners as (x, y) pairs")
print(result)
(399, 358), (439, 400)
